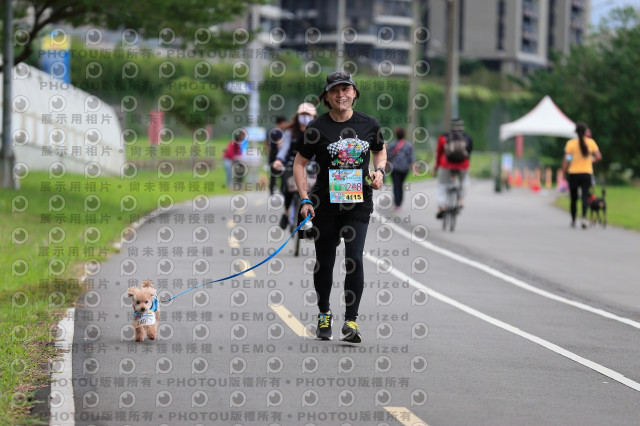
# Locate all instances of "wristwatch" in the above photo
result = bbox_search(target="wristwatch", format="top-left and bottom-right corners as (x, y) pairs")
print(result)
(375, 167), (386, 177)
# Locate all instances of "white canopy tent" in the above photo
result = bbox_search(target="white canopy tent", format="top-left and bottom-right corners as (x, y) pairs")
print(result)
(499, 95), (576, 141)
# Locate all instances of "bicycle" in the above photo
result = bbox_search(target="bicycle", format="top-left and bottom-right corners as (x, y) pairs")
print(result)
(442, 170), (462, 232)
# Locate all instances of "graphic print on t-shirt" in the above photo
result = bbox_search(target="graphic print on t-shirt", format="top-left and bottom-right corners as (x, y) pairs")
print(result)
(327, 137), (369, 168)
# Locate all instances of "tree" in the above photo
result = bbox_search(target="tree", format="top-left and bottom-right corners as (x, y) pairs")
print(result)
(0, 0), (265, 72)
(161, 76), (223, 131)
(528, 7), (640, 180)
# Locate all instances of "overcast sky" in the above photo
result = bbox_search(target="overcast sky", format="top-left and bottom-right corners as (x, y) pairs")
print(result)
(591, 0), (640, 25)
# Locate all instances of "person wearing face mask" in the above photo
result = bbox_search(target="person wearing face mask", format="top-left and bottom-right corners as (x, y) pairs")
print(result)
(272, 102), (318, 229)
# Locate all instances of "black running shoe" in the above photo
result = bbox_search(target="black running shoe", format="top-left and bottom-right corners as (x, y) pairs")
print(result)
(340, 321), (362, 343)
(279, 213), (289, 230)
(316, 312), (333, 340)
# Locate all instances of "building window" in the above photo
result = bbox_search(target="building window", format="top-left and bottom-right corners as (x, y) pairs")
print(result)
(521, 0), (538, 53)
(376, 24), (410, 42)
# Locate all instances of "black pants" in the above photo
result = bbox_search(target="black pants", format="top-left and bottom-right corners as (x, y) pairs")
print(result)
(268, 159), (279, 195)
(391, 170), (409, 207)
(269, 171), (278, 195)
(278, 170), (294, 210)
(568, 173), (592, 221)
(312, 215), (369, 321)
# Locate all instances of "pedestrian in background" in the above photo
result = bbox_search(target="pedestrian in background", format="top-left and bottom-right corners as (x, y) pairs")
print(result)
(222, 129), (245, 189)
(562, 122), (602, 229)
(386, 126), (417, 211)
(294, 71), (387, 343)
(266, 116), (287, 196)
(272, 103), (318, 229)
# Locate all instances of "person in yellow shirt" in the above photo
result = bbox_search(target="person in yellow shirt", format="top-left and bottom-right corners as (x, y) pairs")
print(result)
(562, 122), (602, 228)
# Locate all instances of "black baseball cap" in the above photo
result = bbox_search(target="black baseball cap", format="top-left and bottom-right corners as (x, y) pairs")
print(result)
(318, 71), (360, 101)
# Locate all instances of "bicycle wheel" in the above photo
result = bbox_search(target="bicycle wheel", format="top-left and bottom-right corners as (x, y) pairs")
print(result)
(443, 188), (454, 231)
(449, 189), (458, 232)
(442, 206), (448, 231)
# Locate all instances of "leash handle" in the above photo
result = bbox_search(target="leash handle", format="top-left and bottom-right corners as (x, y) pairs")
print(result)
(160, 213), (312, 303)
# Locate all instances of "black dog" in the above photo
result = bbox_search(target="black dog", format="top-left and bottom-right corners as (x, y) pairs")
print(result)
(588, 188), (606, 228)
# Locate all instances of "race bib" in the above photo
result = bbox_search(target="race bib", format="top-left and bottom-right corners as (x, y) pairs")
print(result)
(329, 169), (363, 203)
(136, 312), (156, 326)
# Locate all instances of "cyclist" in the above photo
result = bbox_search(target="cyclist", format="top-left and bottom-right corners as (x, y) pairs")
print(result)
(294, 71), (386, 343)
(272, 102), (318, 229)
(434, 118), (472, 219)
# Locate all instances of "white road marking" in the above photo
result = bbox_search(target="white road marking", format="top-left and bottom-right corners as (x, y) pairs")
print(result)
(377, 214), (640, 330)
(50, 307), (75, 426)
(364, 253), (640, 392)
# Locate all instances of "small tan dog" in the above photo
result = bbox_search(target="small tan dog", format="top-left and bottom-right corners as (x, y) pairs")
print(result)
(127, 280), (159, 342)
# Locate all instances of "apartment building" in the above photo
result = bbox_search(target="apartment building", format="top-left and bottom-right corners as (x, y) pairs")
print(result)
(247, 0), (589, 76)
(426, 0), (590, 75)
(279, 0), (415, 74)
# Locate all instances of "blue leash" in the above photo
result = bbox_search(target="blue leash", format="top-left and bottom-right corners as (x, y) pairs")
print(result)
(162, 213), (311, 303)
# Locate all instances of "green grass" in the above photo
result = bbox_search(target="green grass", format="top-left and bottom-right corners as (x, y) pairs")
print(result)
(555, 186), (640, 231)
(404, 150), (495, 182)
(125, 136), (233, 161)
(0, 162), (246, 424)
(468, 152), (495, 179)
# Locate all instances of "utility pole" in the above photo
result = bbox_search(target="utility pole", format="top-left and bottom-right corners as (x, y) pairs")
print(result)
(1, 0), (17, 189)
(336, 0), (346, 70)
(248, 6), (261, 128)
(443, 0), (459, 131)
(407, 0), (421, 139)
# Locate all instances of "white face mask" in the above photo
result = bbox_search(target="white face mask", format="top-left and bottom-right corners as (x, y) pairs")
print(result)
(298, 115), (314, 126)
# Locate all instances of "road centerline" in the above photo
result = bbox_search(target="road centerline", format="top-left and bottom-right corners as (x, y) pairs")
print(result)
(269, 304), (315, 338)
(384, 406), (428, 426)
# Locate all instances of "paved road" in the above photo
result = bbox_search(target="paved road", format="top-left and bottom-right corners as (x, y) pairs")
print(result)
(65, 179), (640, 426)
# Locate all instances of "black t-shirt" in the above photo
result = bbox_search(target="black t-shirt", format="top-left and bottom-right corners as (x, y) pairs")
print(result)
(297, 111), (384, 219)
